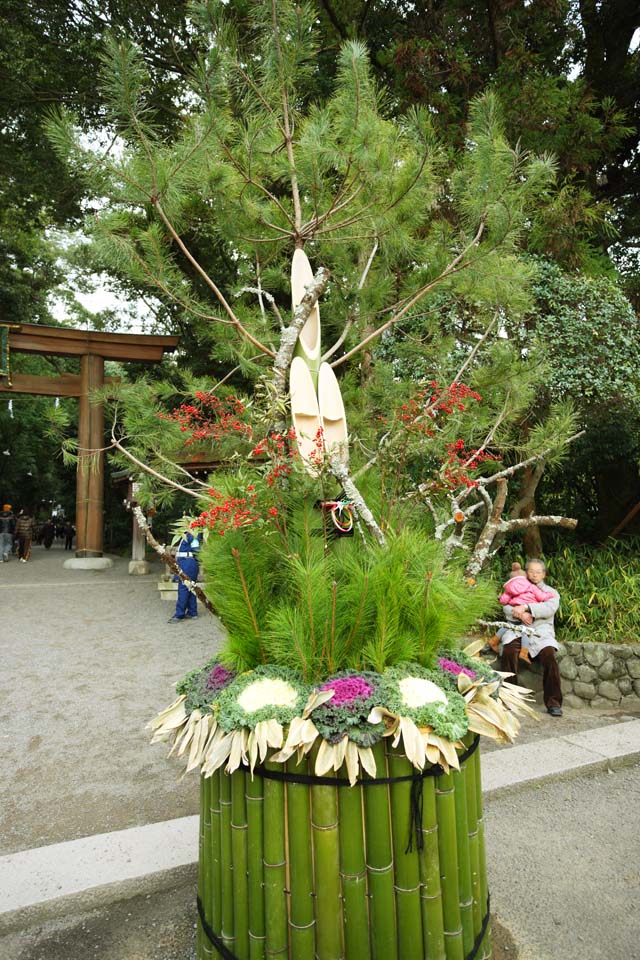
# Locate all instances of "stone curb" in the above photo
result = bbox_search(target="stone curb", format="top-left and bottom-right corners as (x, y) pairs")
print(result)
(2, 719), (639, 933)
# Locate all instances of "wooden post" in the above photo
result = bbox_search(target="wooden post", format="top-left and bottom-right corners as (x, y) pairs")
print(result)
(129, 481), (150, 575)
(76, 354), (105, 557)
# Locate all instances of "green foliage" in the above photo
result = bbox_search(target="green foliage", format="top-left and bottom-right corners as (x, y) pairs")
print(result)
(201, 491), (495, 682)
(548, 540), (640, 645)
(523, 258), (640, 407)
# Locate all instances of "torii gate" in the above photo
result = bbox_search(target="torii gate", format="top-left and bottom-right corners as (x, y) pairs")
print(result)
(0, 322), (179, 560)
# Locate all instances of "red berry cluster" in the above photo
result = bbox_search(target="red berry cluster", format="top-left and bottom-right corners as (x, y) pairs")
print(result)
(159, 393), (252, 445)
(190, 487), (261, 536)
(251, 428), (300, 486)
(440, 441), (500, 489)
(391, 380), (482, 435)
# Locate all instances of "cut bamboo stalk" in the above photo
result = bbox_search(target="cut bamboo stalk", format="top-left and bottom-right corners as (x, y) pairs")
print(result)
(338, 764), (370, 959)
(232, 769), (250, 960)
(246, 771), (266, 960)
(203, 774), (213, 957)
(387, 745), (423, 959)
(435, 772), (464, 960)
(453, 765), (474, 955)
(198, 774), (205, 959)
(473, 748), (492, 960)
(220, 769), (235, 954)
(263, 760), (289, 959)
(419, 776), (446, 960)
(463, 740), (482, 937)
(363, 741), (398, 960)
(210, 770), (223, 950)
(310, 756), (343, 959)
(286, 757), (316, 959)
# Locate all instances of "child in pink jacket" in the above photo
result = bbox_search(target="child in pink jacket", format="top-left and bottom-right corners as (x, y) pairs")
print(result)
(499, 562), (556, 606)
(498, 563), (556, 661)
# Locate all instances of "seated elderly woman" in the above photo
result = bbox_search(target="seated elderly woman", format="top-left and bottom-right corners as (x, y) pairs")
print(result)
(498, 558), (563, 717)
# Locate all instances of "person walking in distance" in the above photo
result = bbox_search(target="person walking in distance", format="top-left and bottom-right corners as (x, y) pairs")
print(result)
(63, 521), (76, 551)
(0, 504), (15, 562)
(15, 509), (36, 563)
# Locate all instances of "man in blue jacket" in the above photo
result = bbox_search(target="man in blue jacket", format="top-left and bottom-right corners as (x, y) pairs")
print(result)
(168, 530), (200, 623)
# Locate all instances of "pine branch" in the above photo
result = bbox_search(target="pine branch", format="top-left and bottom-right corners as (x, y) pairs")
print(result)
(153, 199), (275, 357)
(332, 217), (487, 368)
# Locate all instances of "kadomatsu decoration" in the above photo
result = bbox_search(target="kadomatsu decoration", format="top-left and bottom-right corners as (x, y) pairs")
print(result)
(62, 3), (574, 957)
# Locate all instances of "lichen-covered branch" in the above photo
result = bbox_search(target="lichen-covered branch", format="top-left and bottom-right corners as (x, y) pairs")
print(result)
(132, 505), (218, 617)
(465, 478), (509, 578)
(272, 267), (329, 406)
(330, 458), (387, 548)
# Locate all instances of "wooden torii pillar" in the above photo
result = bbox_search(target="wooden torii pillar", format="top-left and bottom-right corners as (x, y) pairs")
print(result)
(0, 323), (179, 558)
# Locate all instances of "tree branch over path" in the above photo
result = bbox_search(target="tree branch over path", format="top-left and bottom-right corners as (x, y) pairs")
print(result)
(131, 505), (217, 617)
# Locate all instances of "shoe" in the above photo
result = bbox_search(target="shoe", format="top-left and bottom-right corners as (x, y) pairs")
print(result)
(167, 616), (185, 624)
(547, 706), (563, 717)
(20, 558), (26, 563)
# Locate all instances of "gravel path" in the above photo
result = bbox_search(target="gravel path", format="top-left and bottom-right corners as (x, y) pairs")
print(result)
(0, 544), (224, 856)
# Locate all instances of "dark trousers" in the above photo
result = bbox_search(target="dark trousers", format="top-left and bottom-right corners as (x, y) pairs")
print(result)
(17, 536), (31, 561)
(501, 636), (562, 709)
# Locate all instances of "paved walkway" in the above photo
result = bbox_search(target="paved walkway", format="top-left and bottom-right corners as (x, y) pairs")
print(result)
(1, 545), (639, 957)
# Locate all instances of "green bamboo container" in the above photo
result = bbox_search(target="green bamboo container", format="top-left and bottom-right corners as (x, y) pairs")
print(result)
(203, 775), (212, 939)
(453, 765), (474, 955)
(220, 768), (235, 954)
(246, 771), (266, 960)
(338, 766), (371, 959)
(435, 772), (464, 960)
(310, 767), (343, 959)
(232, 769), (250, 960)
(209, 770), (223, 951)
(387, 745), (423, 959)
(363, 741), (398, 960)
(286, 757), (316, 959)
(419, 776), (446, 960)
(197, 741), (492, 960)
(263, 760), (289, 959)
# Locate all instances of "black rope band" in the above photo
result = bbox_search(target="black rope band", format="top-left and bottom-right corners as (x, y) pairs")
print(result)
(248, 734), (480, 788)
(197, 897), (239, 960)
(197, 892), (491, 960)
